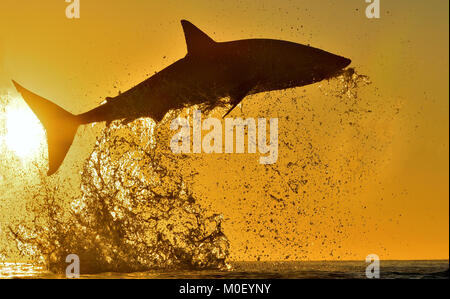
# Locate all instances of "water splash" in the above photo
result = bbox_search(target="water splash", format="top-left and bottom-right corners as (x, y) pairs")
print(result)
(3, 67), (398, 268)
(7, 117), (230, 274)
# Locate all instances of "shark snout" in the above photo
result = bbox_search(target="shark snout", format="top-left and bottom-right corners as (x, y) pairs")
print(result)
(340, 57), (352, 69)
(324, 54), (352, 78)
(330, 54), (351, 70)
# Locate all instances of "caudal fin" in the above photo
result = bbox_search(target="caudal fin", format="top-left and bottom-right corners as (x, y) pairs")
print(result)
(12, 80), (80, 175)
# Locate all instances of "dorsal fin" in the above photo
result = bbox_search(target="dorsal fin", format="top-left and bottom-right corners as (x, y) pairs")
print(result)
(181, 20), (216, 55)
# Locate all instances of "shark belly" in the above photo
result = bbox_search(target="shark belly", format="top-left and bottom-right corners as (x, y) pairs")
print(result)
(104, 57), (242, 123)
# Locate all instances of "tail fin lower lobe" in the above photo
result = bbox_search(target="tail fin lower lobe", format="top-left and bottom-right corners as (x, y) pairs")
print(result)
(12, 80), (80, 175)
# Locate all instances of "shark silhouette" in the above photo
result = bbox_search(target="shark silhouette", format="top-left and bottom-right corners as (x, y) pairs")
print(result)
(12, 20), (351, 175)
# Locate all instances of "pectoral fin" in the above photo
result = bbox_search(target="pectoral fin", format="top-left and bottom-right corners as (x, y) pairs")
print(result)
(223, 82), (254, 118)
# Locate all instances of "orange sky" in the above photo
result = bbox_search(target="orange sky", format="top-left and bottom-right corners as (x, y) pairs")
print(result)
(0, 0), (448, 261)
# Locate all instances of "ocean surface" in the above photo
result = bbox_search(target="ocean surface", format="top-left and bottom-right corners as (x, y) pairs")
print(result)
(0, 260), (448, 279)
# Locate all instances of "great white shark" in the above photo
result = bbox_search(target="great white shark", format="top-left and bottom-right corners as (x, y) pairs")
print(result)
(12, 20), (351, 175)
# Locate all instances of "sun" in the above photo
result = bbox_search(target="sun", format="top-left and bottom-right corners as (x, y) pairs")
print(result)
(4, 102), (46, 159)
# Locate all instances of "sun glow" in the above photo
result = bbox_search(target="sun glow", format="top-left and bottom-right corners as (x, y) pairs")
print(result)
(4, 102), (46, 159)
